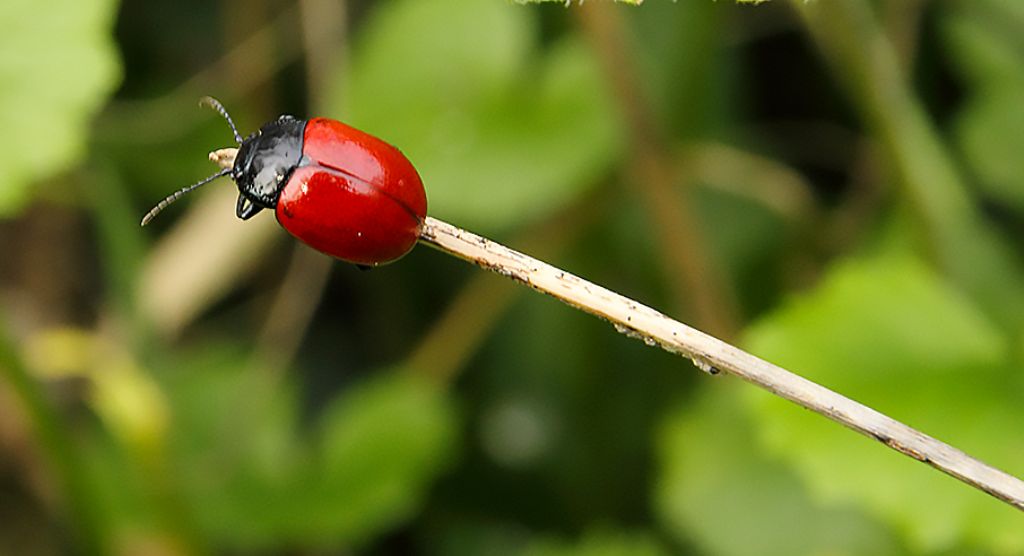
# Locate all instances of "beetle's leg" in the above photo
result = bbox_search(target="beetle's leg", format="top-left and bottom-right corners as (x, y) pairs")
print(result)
(236, 195), (264, 220)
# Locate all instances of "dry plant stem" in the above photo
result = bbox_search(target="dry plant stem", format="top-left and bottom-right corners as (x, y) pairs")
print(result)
(208, 147), (1024, 510)
(222, 0), (279, 117)
(417, 216), (1024, 512)
(576, 3), (738, 338)
(253, 245), (333, 379)
(408, 194), (601, 383)
(298, 0), (346, 113)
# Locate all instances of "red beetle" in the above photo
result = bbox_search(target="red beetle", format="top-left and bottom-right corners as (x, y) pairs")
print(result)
(142, 97), (427, 267)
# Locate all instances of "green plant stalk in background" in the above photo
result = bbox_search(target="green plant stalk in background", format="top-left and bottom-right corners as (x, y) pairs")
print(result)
(0, 324), (109, 554)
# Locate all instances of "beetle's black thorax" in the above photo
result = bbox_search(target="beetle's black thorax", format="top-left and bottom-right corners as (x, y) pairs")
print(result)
(232, 115), (307, 220)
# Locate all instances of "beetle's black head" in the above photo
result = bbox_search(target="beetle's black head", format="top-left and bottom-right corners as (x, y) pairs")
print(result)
(231, 115), (307, 220)
(140, 98), (307, 227)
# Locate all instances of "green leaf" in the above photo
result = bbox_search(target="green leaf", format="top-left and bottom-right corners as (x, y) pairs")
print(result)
(942, 0), (1024, 90)
(0, 0), (121, 214)
(516, 0), (643, 4)
(524, 528), (670, 556)
(954, 87), (1024, 211)
(655, 383), (903, 556)
(743, 254), (1024, 552)
(162, 351), (305, 547)
(332, 0), (621, 232)
(158, 353), (457, 550)
(299, 371), (459, 546)
(943, 1), (1024, 212)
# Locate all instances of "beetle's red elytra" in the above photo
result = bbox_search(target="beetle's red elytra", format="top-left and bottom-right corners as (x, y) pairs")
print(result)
(142, 97), (427, 267)
(278, 118), (426, 265)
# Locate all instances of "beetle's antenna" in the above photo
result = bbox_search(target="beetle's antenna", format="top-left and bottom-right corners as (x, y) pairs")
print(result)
(140, 168), (232, 226)
(200, 96), (243, 144)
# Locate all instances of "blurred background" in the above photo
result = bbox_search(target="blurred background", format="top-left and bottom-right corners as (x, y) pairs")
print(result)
(2, 0), (1024, 554)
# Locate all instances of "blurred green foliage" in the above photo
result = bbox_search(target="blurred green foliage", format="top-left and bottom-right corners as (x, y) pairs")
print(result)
(0, 0), (121, 213)
(656, 382), (903, 556)
(337, 0), (620, 231)
(744, 251), (1022, 551)
(947, 0), (1024, 212)
(1, 0), (1023, 555)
